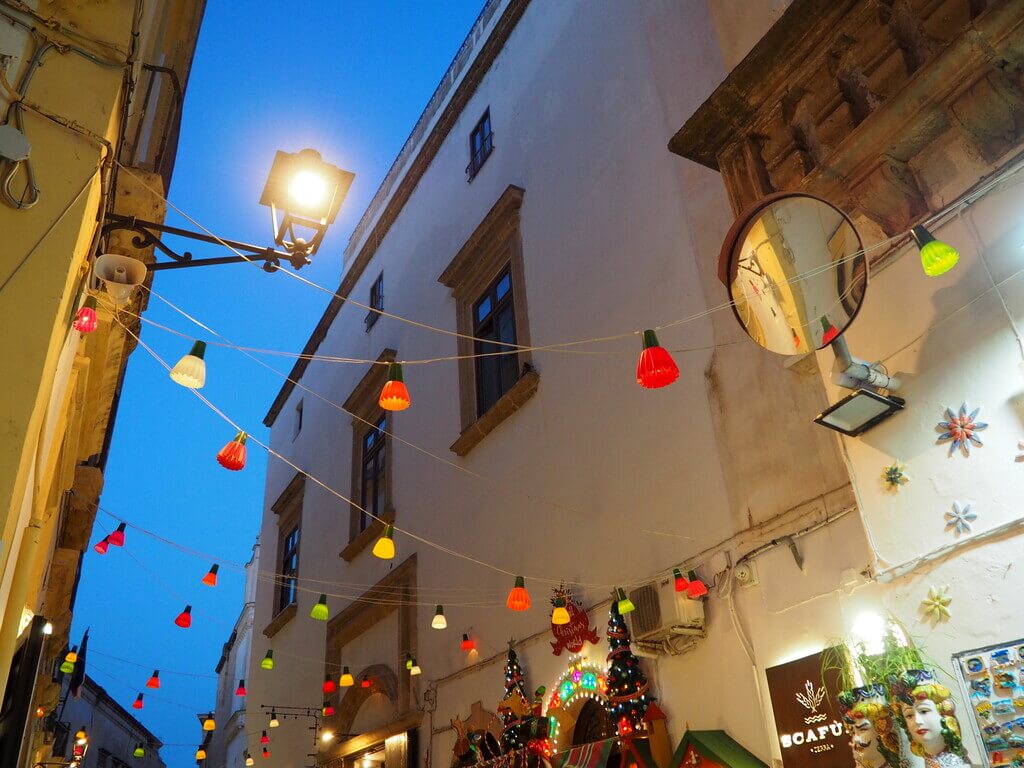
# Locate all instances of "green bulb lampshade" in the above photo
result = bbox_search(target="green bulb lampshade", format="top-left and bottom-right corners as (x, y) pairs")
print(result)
(133, 744), (145, 758)
(59, 659), (75, 674)
(615, 587), (635, 614)
(911, 225), (959, 277)
(311, 594), (329, 621)
(405, 653), (413, 670)
(261, 650), (274, 670)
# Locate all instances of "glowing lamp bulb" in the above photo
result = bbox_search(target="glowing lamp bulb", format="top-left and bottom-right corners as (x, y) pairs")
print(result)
(686, 572), (708, 599)
(378, 363), (411, 411)
(261, 650), (274, 670)
(322, 731), (335, 743)
(911, 225), (959, 277)
(262, 747), (270, 759)
(133, 743), (145, 758)
(461, 634), (475, 652)
(73, 296), (99, 333)
(108, 523), (126, 547)
(339, 667), (354, 687)
(202, 714), (216, 731)
(289, 170), (328, 208)
(146, 670), (160, 689)
(372, 524), (395, 560)
(93, 537), (109, 555)
(260, 731), (270, 745)
(169, 340), (207, 389)
(174, 605), (192, 628)
(59, 655), (75, 674)
(360, 675), (371, 689)
(310, 593), (329, 621)
(405, 653), (413, 670)
(235, 679), (247, 697)
(410, 658), (421, 676)
(432, 604), (447, 629)
(323, 675), (336, 694)
(636, 330), (679, 389)
(35, 706), (45, 718)
(65, 647), (78, 664)
(217, 430), (247, 471)
(673, 568), (688, 592)
(551, 597), (570, 625)
(245, 754), (255, 766)
(323, 702), (335, 716)
(615, 588), (635, 615)
(196, 747), (207, 760)
(132, 693), (144, 710)
(75, 727), (87, 743)
(202, 564), (219, 586)
(269, 712), (279, 728)
(506, 576), (531, 611)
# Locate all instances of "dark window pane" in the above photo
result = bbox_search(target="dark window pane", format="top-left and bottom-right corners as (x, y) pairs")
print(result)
(496, 272), (510, 299)
(476, 295), (491, 323)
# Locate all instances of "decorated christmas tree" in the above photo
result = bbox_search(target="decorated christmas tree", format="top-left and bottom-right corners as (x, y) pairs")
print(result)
(605, 600), (653, 739)
(499, 649), (532, 751)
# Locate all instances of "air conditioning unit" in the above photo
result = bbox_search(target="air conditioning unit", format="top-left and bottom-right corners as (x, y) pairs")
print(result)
(625, 576), (705, 642)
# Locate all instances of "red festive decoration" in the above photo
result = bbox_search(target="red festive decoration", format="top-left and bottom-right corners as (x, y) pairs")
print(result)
(322, 675), (336, 694)
(260, 731), (269, 745)
(93, 537), (110, 555)
(378, 363), (411, 411)
(549, 587), (600, 656)
(217, 431), (248, 471)
(322, 702), (335, 716)
(146, 670), (160, 689)
(73, 297), (99, 333)
(201, 564), (219, 586)
(636, 330), (679, 389)
(673, 568), (688, 592)
(360, 675), (371, 689)
(108, 523), (126, 547)
(235, 679), (247, 696)
(820, 316), (840, 345)
(174, 605), (192, 628)
(262, 747), (270, 759)
(506, 576), (531, 611)
(132, 693), (144, 710)
(460, 634), (476, 652)
(685, 571), (708, 599)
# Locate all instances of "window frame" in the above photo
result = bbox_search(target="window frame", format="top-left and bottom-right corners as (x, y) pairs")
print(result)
(365, 272), (384, 331)
(472, 266), (518, 416)
(277, 521), (300, 614)
(358, 413), (387, 533)
(293, 398), (303, 441)
(466, 108), (494, 181)
(265, 473), (304, 633)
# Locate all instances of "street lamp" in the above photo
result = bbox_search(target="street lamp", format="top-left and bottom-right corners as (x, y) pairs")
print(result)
(101, 148), (353, 272)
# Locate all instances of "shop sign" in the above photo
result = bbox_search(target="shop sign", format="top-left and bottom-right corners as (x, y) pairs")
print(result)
(764, 649), (851, 768)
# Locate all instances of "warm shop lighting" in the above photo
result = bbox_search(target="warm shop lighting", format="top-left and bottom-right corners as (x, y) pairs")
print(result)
(235, 679), (247, 697)
(73, 296), (99, 333)
(132, 693), (144, 710)
(551, 597), (570, 625)
(432, 605), (447, 629)
(202, 564), (219, 586)
(506, 576), (531, 611)
(636, 329), (679, 389)
(378, 363), (411, 411)
(461, 634), (475, 652)
(175, 605), (193, 628)
(169, 340), (207, 388)
(911, 224), (959, 277)
(146, 670), (160, 689)
(339, 667), (354, 687)
(108, 523), (126, 547)
(216, 431), (248, 471)
(372, 524), (395, 560)
(42, 621), (53, 635)
(310, 594), (329, 621)
(615, 588), (635, 615)
(261, 650), (274, 670)
(851, 612), (886, 656)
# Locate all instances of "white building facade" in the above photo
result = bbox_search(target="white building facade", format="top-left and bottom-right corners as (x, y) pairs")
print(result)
(248, 2), (1024, 768)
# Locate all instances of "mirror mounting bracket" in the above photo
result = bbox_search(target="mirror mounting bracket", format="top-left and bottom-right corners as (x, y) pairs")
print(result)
(829, 336), (900, 391)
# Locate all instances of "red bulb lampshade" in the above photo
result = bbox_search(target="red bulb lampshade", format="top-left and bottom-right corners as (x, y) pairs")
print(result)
(378, 363), (411, 411)
(260, 731), (269, 745)
(73, 297), (99, 333)
(108, 523), (127, 547)
(93, 537), (110, 555)
(686, 575), (708, 599)
(820, 316), (839, 345)
(146, 670), (160, 689)
(202, 564), (219, 587)
(360, 675), (371, 689)
(506, 576), (531, 611)
(262, 747), (270, 759)
(235, 679), (247, 697)
(460, 634), (475, 652)
(323, 702), (335, 716)
(217, 431), (248, 471)
(132, 694), (144, 710)
(673, 568), (688, 593)
(322, 675), (336, 694)
(636, 330), (679, 388)
(174, 605), (192, 628)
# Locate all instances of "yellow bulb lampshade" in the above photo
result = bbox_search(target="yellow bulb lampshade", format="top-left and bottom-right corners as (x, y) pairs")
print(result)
(339, 667), (355, 687)
(615, 587), (635, 615)
(202, 714), (216, 731)
(372, 524), (395, 559)
(133, 744), (145, 758)
(196, 746), (207, 760)
(169, 341), (207, 388)
(551, 598), (570, 625)
(261, 650), (274, 670)
(911, 225), (959, 277)
(310, 594), (329, 621)
(431, 604), (447, 629)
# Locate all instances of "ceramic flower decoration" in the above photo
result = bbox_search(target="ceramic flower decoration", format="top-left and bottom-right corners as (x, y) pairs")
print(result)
(945, 501), (976, 536)
(882, 461), (908, 490)
(937, 402), (987, 456)
(921, 586), (952, 623)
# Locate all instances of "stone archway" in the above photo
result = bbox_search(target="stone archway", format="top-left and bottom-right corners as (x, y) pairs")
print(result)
(334, 663), (399, 737)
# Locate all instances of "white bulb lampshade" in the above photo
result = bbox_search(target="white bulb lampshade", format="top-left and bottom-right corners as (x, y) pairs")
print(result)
(170, 341), (207, 388)
(431, 605), (447, 629)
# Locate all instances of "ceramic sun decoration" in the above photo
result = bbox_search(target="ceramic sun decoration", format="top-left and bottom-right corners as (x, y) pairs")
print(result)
(891, 669), (970, 768)
(936, 403), (987, 456)
(883, 461), (909, 490)
(921, 587), (952, 623)
(944, 502), (976, 536)
(838, 684), (905, 768)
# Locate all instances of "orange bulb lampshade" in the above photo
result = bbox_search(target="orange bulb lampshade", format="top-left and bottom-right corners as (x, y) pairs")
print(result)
(262, 748), (270, 759)
(461, 634), (475, 652)
(174, 605), (192, 628)
(196, 746), (207, 760)
(506, 576), (530, 611)
(202, 564), (219, 586)
(108, 523), (126, 547)
(636, 330), (679, 389)
(378, 363), (411, 411)
(132, 694), (144, 710)
(146, 670), (160, 689)
(73, 297), (99, 333)
(93, 537), (110, 555)
(217, 431), (247, 471)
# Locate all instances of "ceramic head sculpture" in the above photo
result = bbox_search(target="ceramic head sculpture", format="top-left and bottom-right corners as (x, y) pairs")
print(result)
(838, 684), (902, 768)
(890, 669), (968, 767)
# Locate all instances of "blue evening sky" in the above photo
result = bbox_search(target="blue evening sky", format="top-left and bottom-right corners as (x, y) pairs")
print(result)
(71, 1), (485, 761)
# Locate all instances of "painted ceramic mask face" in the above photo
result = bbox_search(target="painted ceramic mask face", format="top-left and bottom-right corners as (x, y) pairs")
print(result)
(902, 699), (945, 756)
(851, 714), (886, 768)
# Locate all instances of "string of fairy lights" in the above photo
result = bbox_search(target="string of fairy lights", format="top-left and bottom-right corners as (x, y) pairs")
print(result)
(62, 141), (1024, 763)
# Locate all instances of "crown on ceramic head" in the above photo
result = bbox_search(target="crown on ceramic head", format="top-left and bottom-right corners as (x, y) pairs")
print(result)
(838, 683), (887, 712)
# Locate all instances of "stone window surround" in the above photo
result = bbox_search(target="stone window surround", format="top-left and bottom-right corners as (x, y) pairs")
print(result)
(340, 349), (397, 562)
(262, 472), (304, 638)
(438, 184), (538, 456)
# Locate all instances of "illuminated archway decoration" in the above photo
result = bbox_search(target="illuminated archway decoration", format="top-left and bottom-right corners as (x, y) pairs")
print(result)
(545, 656), (608, 751)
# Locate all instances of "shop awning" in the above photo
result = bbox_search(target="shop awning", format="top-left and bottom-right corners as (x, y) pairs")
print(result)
(668, 731), (767, 768)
